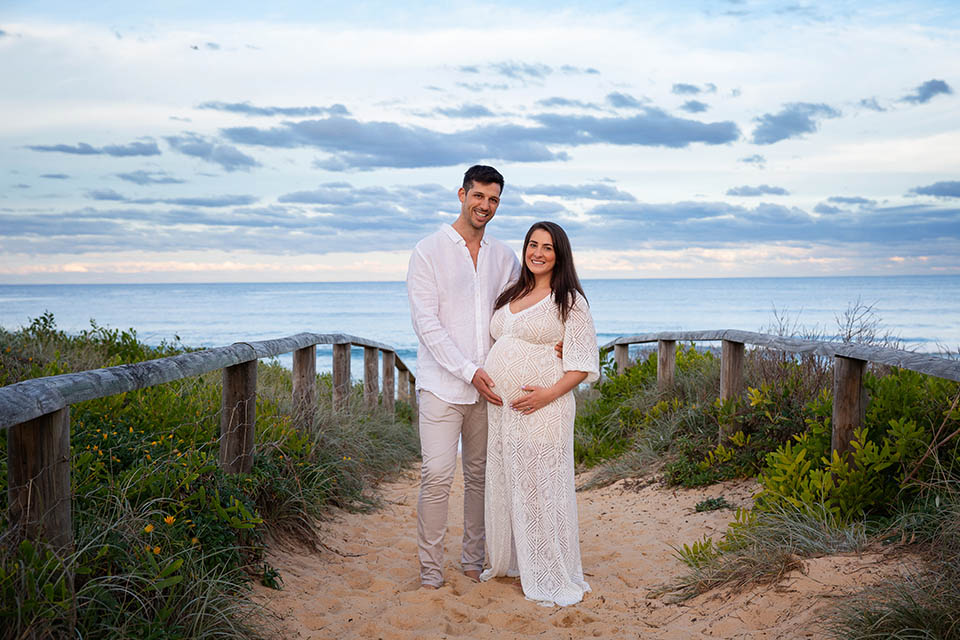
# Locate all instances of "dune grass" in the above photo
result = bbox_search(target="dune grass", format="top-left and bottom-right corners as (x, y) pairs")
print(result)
(0, 314), (420, 639)
(574, 304), (960, 638)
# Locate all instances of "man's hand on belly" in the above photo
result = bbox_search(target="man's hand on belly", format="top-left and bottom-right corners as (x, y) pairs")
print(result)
(472, 368), (503, 406)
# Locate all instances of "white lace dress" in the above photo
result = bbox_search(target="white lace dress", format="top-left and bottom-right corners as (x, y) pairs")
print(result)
(479, 293), (599, 606)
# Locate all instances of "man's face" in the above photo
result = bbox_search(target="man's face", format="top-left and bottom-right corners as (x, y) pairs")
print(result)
(457, 181), (502, 231)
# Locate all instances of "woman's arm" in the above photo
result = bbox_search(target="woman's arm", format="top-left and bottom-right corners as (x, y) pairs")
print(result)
(510, 370), (588, 415)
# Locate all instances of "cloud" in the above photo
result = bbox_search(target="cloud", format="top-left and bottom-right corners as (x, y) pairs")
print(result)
(455, 81), (510, 91)
(457, 65), (479, 74)
(88, 189), (258, 207)
(3, 183), (958, 260)
(40, 173), (70, 179)
(223, 109), (740, 170)
(606, 92), (644, 108)
(13, 183), (30, 189)
(0, 30), (7, 38)
(900, 79), (953, 105)
(579, 200), (960, 248)
(739, 154), (766, 167)
(531, 109), (741, 148)
(492, 61), (552, 80)
(517, 183), (636, 201)
(225, 117), (566, 169)
(559, 65), (600, 75)
(26, 142), (100, 155)
(205, 42), (220, 50)
(751, 102), (841, 144)
(672, 83), (702, 95)
(827, 196), (876, 206)
(680, 100), (709, 113)
(858, 97), (886, 112)
(196, 101), (350, 117)
(26, 140), (161, 157)
(165, 133), (260, 171)
(116, 170), (186, 185)
(910, 180), (960, 198)
(726, 184), (790, 196)
(434, 104), (495, 118)
(813, 203), (842, 215)
(88, 188), (125, 201)
(536, 97), (601, 110)
(101, 141), (162, 157)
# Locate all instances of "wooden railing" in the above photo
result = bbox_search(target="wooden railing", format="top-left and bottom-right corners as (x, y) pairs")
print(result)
(0, 332), (416, 552)
(603, 329), (960, 456)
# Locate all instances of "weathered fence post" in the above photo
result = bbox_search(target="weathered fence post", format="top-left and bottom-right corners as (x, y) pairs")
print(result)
(658, 339), (676, 393)
(832, 355), (867, 461)
(719, 340), (746, 440)
(332, 343), (351, 411)
(614, 343), (630, 376)
(408, 373), (418, 417)
(364, 346), (379, 409)
(720, 340), (745, 402)
(220, 360), (257, 474)
(398, 367), (410, 404)
(292, 345), (316, 430)
(8, 407), (73, 551)
(382, 350), (396, 414)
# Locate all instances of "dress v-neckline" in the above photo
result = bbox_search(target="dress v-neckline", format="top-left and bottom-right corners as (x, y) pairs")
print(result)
(508, 292), (551, 316)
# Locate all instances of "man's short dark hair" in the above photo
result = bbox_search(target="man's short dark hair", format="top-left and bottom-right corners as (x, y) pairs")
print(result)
(463, 165), (504, 194)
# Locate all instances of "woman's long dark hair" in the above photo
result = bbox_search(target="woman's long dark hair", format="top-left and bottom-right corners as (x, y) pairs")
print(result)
(494, 221), (586, 322)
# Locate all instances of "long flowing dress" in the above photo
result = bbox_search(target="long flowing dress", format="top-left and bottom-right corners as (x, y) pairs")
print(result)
(479, 293), (599, 606)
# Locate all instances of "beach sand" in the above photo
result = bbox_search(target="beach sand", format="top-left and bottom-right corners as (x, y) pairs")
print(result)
(254, 463), (911, 639)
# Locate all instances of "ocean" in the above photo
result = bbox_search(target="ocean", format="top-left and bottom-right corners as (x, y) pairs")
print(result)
(1, 276), (958, 376)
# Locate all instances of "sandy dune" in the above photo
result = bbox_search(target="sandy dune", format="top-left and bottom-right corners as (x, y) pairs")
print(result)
(255, 463), (909, 639)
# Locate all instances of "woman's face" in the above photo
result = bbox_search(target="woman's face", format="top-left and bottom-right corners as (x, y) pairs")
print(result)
(525, 228), (556, 279)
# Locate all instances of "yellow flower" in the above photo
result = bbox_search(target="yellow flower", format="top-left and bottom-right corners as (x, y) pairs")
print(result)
(191, 537), (199, 545)
(152, 546), (161, 555)
(144, 524), (154, 533)
(129, 427), (134, 433)
(144, 544), (152, 552)
(164, 515), (175, 525)
(146, 454), (152, 461)
(103, 433), (108, 439)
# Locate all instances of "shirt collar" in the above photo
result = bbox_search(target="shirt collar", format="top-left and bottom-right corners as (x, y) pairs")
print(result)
(443, 223), (489, 246)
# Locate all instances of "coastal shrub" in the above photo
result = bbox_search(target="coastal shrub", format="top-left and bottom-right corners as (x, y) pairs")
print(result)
(0, 314), (419, 638)
(575, 344), (719, 483)
(755, 368), (958, 522)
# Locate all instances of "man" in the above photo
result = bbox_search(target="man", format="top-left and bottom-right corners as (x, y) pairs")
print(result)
(406, 165), (520, 588)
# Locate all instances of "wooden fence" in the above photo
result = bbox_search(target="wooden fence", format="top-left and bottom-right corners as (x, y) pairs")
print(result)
(604, 329), (960, 455)
(0, 332), (415, 552)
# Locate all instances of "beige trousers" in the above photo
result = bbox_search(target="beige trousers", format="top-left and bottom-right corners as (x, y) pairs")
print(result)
(417, 390), (488, 587)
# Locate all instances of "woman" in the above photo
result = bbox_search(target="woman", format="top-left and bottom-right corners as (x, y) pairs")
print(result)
(479, 221), (599, 607)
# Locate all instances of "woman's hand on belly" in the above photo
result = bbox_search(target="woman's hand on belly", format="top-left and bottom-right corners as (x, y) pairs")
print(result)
(510, 370), (589, 415)
(509, 385), (558, 415)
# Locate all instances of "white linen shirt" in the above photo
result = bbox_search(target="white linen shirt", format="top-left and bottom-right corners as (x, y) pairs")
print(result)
(407, 224), (520, 405)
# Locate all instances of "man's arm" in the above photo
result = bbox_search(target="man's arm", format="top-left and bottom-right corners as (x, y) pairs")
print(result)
(407, 246), (502, 405)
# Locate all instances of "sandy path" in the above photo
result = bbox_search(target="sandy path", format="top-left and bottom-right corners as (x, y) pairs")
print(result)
(255, 464), (908, 639)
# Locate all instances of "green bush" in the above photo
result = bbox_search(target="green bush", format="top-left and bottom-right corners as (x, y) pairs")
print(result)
(0, 314), (419, 638)
(756, 367), (957, 523)
(575, 344), (717, 468)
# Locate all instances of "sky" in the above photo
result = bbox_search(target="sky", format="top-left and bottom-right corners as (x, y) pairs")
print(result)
(1, 0), (959, 283)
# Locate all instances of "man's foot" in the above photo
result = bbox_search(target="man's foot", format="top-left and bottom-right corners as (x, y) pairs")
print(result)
(421, 583), (440, 590)
(464, 569), (481, 583)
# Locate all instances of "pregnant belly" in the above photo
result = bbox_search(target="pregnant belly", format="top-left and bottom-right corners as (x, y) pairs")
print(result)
(484, 337), (562, 404)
